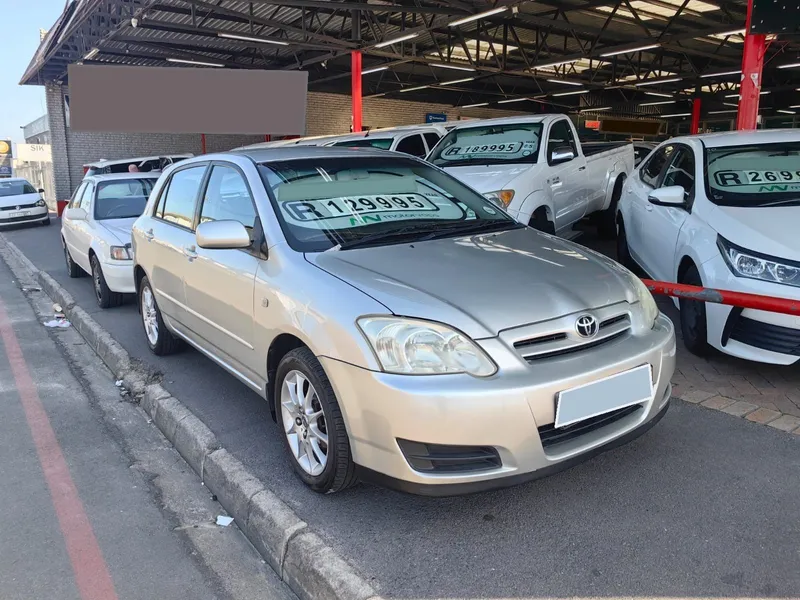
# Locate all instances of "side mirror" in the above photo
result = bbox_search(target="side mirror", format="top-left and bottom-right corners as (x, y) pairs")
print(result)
(38, 188), (45, 194)
(648, 185), (686, 207)
(549, 146), (576, 165)
(196, 220), (252, 250)
(63, 207), (87, 221)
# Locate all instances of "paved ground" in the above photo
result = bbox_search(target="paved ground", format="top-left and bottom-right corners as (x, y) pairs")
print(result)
(2, 219), (800, 599)
(0, 241), (294, 600)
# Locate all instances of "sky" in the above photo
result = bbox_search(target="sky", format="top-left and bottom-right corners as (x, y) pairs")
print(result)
(0, 0), (68, 144)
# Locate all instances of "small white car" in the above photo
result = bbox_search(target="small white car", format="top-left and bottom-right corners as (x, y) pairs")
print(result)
(61, 173), (159, 308)
(617, 129), (800, 365)
(0, 178), (50, 227)
(82, 154), (192, 177)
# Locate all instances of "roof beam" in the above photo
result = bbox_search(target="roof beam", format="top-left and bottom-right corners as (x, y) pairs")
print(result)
(242, 0), (465, 16)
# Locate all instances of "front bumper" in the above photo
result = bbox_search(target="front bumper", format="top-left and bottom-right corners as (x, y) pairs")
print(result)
(701, 254), (800, 365)
(0, 206), (49, 226)
(321, 313), (675, 495)
(100, 260), (135, 294)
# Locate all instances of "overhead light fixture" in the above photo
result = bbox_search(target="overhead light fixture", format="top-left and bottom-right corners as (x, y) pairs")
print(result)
(430, 62), (475, 72)
(723, 101), (739, 107)
(130, 17), (139, 28)
(552, 89), (589, 97)
(498, 97), (529, 104)
(701, 69), (741, 78)
(790, 104), (800, 109)
(600, 44), (659, 57)
(581, 106), (611, 112)
(84, 48), (99, 60)
(640, 100), (676, 106)
(725, 91), (770, 98)
(362, 65), (389, 75)
(714, 28), (746, 37)
(777, 109), (796, 114)
(644, 91), (673, 98)
(461, 102), (489, 108)
(662, 113), (691, 117)
(777, 62), (800, 70)
(399, 85), (429, 93)
(534, 59), (576, 70)
(708, 109), (738, 114)
(166, 57), (224, 67)
(439, 77), (475, 85)
(218, 32), (288, 45)
(375, 32), (418, 48)
(448, 6), (508, 27)
(634, 77), (682, 87)
(547, 78), (583, 86)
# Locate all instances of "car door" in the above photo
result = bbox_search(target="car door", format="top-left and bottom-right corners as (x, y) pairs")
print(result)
(62, 181), (87, 264)
(182, 162), (261, 380)
(640, 146), (695, 282)
(625, 144), (675, 272)
(546, 119), (588, 231)
(394, 134), (428, 157)
(145, 164), (208, 330)
(71, 181), (95, 272)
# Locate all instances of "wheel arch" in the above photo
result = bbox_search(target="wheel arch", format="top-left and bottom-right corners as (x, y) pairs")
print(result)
(266, 333), (310, 421)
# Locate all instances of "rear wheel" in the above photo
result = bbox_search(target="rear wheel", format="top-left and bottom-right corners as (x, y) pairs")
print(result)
(679, 264), (711, 356)
(139, 275), (183, 355)
(63, 240), (82, 278)
(91, 255), (123, 309)
(597, 177), (623, 239)
(277, 347), (357, 494)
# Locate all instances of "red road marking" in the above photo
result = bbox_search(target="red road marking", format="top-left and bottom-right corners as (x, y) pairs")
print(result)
(0, 298), (118, 600)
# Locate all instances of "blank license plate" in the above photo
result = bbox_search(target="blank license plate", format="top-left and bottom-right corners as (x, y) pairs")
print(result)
(555, 364), (653, 429)
(9, 211), (28, 218)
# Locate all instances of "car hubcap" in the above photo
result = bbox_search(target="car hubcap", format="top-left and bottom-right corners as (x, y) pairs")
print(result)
(141, 286), (159, 346)
(280, 370), (328, 476)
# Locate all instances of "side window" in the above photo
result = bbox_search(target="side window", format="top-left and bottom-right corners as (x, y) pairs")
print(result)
(423, 132), (441, 152)
(69, 182), (87, 208)
(79, 183), (95, 211)
(640, 145), (674, 188)
(199, 165), (257, 234)
(661, 147), (695, 199)
(547, 120), (577, 160)
(159, 166), (206, 229)
(395, 134), (427, 157)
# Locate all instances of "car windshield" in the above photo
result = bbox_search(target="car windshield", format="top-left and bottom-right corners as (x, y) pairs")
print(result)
(706, 142), (800, 207)
(0, 180), (37, 197)
(94, 179), (155, 220)
(332, 138), (394, 150)
(258, 156), (517, 252)
(428, 122), (543, 167)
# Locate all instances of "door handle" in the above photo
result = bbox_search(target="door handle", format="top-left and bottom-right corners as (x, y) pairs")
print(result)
(183, 245), (197, 260)
(551, 176), (561, 184)
(578, 166), (586, 171)
(144, 229), (154, 241)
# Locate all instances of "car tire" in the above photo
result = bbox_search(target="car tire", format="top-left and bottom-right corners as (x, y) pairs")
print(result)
(139, 275), (183, 355)
(91, 255), (123, 309)
(597, 177), (623, 239)
(276, 347), (357, 494)
(616, 218), (639, 272)
(679, 264), (711, 357)
(529, 210), (555, 235)
(41, 216), (51, 226)
(63, 241), (82, 278)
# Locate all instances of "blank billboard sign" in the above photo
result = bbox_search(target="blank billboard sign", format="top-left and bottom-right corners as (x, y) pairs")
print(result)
(68, 64), (308, 135)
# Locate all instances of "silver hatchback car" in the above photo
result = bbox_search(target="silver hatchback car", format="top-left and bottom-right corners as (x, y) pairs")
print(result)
(131, 147), (675, 496)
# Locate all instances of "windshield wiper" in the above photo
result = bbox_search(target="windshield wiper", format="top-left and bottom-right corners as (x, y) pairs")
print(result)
(331, 222), (445, 251)
(757, 198), (800, 207)
(429, 219), (521, 238)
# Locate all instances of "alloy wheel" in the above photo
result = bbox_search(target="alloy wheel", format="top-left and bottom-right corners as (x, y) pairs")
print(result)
(280, 370), (328, 476)
(141, 285), (159, 346)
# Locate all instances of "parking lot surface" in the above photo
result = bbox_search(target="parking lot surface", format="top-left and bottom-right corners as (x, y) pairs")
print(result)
(3, 220), (800, 599)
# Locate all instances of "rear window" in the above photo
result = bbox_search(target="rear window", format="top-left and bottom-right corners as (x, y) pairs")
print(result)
(429, 122), (543, 167)
(332, 138), (393, 150)
(0, 180), (37, 197)
(706, 142), (800, 207)
(94, 178), (155, 220)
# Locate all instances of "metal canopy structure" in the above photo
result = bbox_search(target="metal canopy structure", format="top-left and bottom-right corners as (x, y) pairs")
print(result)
(20, 0), (800, 122)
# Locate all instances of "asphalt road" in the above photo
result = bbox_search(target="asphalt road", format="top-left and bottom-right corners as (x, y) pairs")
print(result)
(4, 219), (800, 599)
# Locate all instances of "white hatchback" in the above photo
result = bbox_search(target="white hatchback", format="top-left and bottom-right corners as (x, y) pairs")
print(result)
(0, 178), (50, 227)
(617, 129), (800, 365)
(61, 173), (158, 308)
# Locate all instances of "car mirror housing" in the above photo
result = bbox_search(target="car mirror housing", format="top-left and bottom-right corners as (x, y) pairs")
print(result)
(63, 207), (88, 221)
(648, 185), (686, 207)
(549, 146), (576, 165)
(196, 220), (252, 250)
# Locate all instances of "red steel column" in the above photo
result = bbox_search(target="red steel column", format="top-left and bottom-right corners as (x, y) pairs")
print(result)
(200, 133), (207, 154)
(737, 0), (766, 130)
(691, 98), (702, 134)
(351, 50), (362, 133)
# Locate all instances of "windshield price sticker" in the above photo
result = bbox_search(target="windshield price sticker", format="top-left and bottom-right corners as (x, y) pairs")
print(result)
(714, 169), (800, 187)
(282, 193), (441, 223)
(443, 142), (523, 157)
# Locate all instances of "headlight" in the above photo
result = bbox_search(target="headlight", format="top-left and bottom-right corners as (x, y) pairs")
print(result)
(631, 275), (659, 328)
(718, 235), (800, 288)
(109, 245), (132, 260)
(36, 199), (46, 207)
(484, 190), (515, 208)
(357, 316), (497, 377)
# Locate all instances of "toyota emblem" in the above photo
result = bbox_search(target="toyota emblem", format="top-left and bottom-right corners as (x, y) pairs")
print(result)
(575, 315), (598, 339)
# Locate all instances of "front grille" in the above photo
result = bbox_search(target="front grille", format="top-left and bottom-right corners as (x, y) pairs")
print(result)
(538, 404), (642, 449)
(0, 213), (46, 224)
(397, 439), (501, 473)
(526, 330), (627, 361)
(514, 313), (631, 362)
(0, 202), (38, 211)
(729, 315), (800, 356)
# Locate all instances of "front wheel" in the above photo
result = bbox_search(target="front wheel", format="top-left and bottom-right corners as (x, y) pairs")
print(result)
(597, 177), (623, 239)
(277, 347), (357, 494)
(139, 275), (183, 355)
(679, 265), (711, 356)
(91, 255), (123, 309)
(616, 218), (638, 272)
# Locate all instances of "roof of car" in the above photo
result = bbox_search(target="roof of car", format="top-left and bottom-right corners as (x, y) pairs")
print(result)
(681, 129), (800, 148)
(85, 172), (161, 182)
(446, 114), (558, 130)
(227, 146), (412, 162)
(0, 177), (31, 183)
(84, 154), (193, 167)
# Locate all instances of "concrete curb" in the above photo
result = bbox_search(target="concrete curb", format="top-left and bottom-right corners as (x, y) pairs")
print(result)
(0, 234), (380, 600)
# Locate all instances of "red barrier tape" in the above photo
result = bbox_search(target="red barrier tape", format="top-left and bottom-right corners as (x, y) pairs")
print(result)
(642, 279), (800, 317)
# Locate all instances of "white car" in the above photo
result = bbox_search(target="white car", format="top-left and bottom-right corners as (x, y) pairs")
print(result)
(61, 173), (159, 308)
(82, 154), (192, 177)
(428, 115), (634, 238)
(0, 178), (50, 227)
(617, 129), (800, 365)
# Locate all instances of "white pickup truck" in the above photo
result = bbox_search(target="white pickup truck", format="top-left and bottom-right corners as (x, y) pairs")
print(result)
(427, 114), (634, 238)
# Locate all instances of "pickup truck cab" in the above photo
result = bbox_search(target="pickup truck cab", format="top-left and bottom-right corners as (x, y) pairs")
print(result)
(428, 115), (633, 238)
